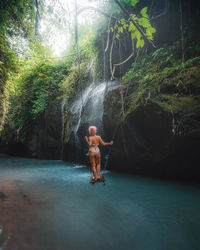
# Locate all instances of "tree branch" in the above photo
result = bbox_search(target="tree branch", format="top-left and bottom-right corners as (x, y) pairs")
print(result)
(34, 0), (40, 36)
(110, 29), (116, 80)
(150, 0), (169, 20)
(111, 39), (135, 80)
(113, 0), (156, 48)
(113, 0), (129, 16)
(105, 17), (111, 52)
(77, 7), (117, 20)
(114, 50), (134, 67)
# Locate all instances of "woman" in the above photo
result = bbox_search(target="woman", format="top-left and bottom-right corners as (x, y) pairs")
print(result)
(85, 126), (113, 182)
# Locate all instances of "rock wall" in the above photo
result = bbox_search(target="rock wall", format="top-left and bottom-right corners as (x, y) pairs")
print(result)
(0, 99), (63, 160)
(103, 87), (200, 180)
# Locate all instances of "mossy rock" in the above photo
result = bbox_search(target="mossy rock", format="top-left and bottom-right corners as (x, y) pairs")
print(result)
(152, 94), (200, 114)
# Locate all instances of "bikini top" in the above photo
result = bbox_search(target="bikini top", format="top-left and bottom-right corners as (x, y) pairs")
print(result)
(89, 135), (99, 147)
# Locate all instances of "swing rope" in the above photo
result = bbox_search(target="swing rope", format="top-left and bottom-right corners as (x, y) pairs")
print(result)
(103, 45), (141, 172)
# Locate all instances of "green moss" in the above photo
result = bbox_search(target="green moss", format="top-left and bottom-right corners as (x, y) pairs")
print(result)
(152, 94), (200, 114)
(122, 39), (200, 121)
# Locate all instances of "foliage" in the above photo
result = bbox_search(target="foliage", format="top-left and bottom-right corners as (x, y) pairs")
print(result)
(122, 39), (200, 118)
(0, 0), (40, 132)
(60, 21), (98, 103)
(0, 35), (18, 131)
(2, 58), (69, 142)
(122, 0), (140, 7)
(0, 0), (37, 38)
(60, 63), (89, 114)
(1, 2), (98, 141)
(111, 6), (156, 48)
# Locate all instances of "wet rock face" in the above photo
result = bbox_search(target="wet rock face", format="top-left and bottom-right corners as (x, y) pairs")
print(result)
(103, 88), (200, 180)
(24, 100), (63, 159)
(1, 99), (63, 160)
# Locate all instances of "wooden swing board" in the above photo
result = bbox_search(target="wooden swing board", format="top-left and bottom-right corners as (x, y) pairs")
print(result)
(90, 176), (105, 183)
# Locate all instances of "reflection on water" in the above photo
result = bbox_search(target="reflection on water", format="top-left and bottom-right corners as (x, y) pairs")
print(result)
(73, 165), (86, 169)
(0, 155), (200, 250)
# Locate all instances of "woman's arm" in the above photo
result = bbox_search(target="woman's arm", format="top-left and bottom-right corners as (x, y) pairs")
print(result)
(99, 136), (113, 146)
(85, 136), (93, 147)
(89, 136), (93, 147)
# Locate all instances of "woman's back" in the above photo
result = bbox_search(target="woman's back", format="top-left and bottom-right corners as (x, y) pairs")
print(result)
(89, 135), (100, 147)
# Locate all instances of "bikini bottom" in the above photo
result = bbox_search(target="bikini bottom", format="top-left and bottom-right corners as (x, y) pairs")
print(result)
(89, 147), (100, 154)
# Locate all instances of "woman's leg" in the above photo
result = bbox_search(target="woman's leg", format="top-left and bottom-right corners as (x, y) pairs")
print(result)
(89, 152), (97, 179)
(96, 152), (101, 179)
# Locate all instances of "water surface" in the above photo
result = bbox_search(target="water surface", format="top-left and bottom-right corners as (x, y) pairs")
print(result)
(0, 155), (200, 250)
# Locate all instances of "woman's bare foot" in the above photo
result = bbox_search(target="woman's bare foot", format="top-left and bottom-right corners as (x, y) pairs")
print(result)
(90, 177), (96, 183)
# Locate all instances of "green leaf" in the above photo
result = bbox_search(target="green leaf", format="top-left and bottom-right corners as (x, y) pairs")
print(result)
(131, 14), (138, 21)
(136, 30), (142, 40)
(128, 21), (135, 32)
(131, 31), (136, 40)
(141, 7), (149, 18)
(146, 26), (156, 40)
(136, 40), (140, 48)
(123, 23), (128, 29)
(140, 39), (145, 47)
(138, 17), (150, 28)
(136, 38), (144, 48)
(146, 29), (153, 40)
(130, 0), (140, 7)
(150, 27), (156, 33)
(120, 18), (126, 25)
(122, 0), (139, 7)
(13, 6), (18, 12)
(18, 0), (24, 7)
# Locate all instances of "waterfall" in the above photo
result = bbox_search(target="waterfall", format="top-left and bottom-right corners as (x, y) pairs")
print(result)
(60, 99), (65, 160)
(69, 80), (119, 148)
(89, 59), (94, 82)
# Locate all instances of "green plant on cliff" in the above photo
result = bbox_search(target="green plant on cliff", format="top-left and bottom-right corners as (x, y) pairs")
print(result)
(92, 0), (156, 80)
(0, 0), (39, 37)
(0, 0), (42, 132)
(112, 6), (156, 48)
(0, 35), (18, 132)
(122, 38), (200, 120)
(2, 56), (69, 143)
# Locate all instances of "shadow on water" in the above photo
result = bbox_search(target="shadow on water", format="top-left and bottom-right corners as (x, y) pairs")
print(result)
(0, 155), (200, 250)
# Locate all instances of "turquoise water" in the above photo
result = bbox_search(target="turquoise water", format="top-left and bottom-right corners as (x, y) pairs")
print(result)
(0, 155), (200, 250)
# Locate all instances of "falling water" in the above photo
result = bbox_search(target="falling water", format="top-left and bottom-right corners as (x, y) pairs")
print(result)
(89, 59), (94, 82)
(69, 80), (119, 149)
(70, 82), (117, 134)
(60, 100), (65, 160)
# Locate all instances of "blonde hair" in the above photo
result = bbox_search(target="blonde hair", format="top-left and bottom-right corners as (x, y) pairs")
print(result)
(89, 126), (97, 135)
